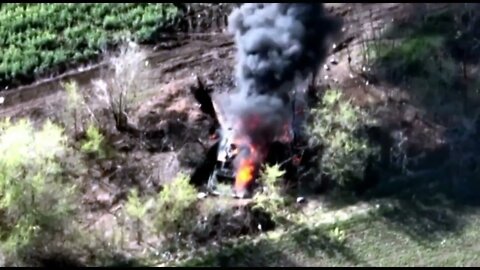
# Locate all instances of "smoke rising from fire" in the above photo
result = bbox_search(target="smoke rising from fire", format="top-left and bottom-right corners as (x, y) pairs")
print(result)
(220, 3), (339, 194)
(229, 3), (338, 98)
(224, 3), (339, 144)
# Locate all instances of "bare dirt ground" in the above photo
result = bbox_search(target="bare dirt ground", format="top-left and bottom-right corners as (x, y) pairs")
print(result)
(1, 3), (477, 266)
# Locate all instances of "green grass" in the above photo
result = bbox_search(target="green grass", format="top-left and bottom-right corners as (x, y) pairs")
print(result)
(365, 10), (469, 116)
(371, 35), (455, 86)
(175, 202), (480, 267)
(0, 3), (179, 88)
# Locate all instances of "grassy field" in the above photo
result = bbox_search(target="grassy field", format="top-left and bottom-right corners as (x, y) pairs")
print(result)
(0, 3), (179, 89)
(177, 201), (480, 267)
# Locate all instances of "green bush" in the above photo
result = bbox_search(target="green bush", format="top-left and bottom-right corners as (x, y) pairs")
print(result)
(153, 173), (198, 239)
(80, 124), (107, 159)
(62, 80), (85, 135)
(365, 12), (463, 111)
(253, 164), (287, 220)
(124, 188), (152, 245)
(121, 173), (198, 250)
(308, 89), (380, 189)
(0, 118), (77, 259)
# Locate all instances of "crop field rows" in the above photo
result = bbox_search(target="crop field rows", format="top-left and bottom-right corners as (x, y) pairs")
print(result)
(0, 4), (179, 89)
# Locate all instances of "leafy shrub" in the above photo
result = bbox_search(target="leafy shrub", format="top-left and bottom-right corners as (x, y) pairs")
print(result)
(122, 173), (198, 250)
(153, 173), (198, 239)
(124, 188), (151, 245)
(0, 119), (77, 260)
(253, 164), (289, 223)
(80, 124), (106, 159)
(365, 11), (467, 111)
(62, 80), (85, 134)
(308, 89), (380, 189)
(328, 226), (347, 244)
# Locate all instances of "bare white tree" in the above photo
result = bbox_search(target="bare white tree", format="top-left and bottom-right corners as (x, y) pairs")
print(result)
(91, 41), (152, 132)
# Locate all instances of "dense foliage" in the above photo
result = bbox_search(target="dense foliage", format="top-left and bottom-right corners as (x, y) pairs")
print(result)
(308, 89), (380, 189)
(0, 119), (77, 260)
(0, 3), (179, 89)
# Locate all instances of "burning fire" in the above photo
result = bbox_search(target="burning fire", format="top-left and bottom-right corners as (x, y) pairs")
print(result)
(212, 96), (296, 196)
(219, 3), (337, 197)
(232, 139), (260, 194)
(235, 158), (256, 192)
(230, 112), (294, 195)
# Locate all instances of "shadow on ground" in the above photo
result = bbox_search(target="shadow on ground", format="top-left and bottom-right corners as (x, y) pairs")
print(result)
(26, 246), (146, 268)
(180, 238), (299, 267)
(328, 3), (480, 247)
(178, 222), (365, 267)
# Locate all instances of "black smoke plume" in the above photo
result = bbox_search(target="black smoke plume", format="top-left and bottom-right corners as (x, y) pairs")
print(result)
(229, 3), (339, 99)
(221, 3), (340, 166)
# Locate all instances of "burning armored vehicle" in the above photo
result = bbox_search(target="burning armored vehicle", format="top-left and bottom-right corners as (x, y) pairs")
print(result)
(206, 87), (310, 198)
(196, 3), (340, 198)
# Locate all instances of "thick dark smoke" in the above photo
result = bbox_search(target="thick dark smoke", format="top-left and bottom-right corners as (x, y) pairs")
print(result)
(222, 3), (340, 164)
(229, 3), (339, 99)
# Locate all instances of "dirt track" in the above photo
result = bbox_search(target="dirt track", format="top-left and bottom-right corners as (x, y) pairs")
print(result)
(0, 3), (452, 119)
(0, 5), (348, 113)
(0, 34), (234, 118)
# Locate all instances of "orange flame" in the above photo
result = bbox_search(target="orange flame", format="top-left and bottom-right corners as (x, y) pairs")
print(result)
(230, 112), (292, 193)
(235, 158), (256, 191)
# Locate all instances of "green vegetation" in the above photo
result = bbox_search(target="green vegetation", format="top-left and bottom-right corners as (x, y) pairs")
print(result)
(125, 189), (150, 245)
(153, 173), (198, 239)
(122, 173), (199, 249)
(61, 42), (152, 138)
(0, 119), (77, 261)
(63, 80), (85, 134)
(177, 203), (480, 267)
(370, 35), (457, 108)
(63, 79), (110, 159)
(253, 164), (288, 222)
(366, 8), (480, 114)
(0, 4), (179, 88)
(374, 36), (452, 79)
(80, 124), (107, 159)
(308, 89), (380, 189)
(1, 4), (479, 267)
